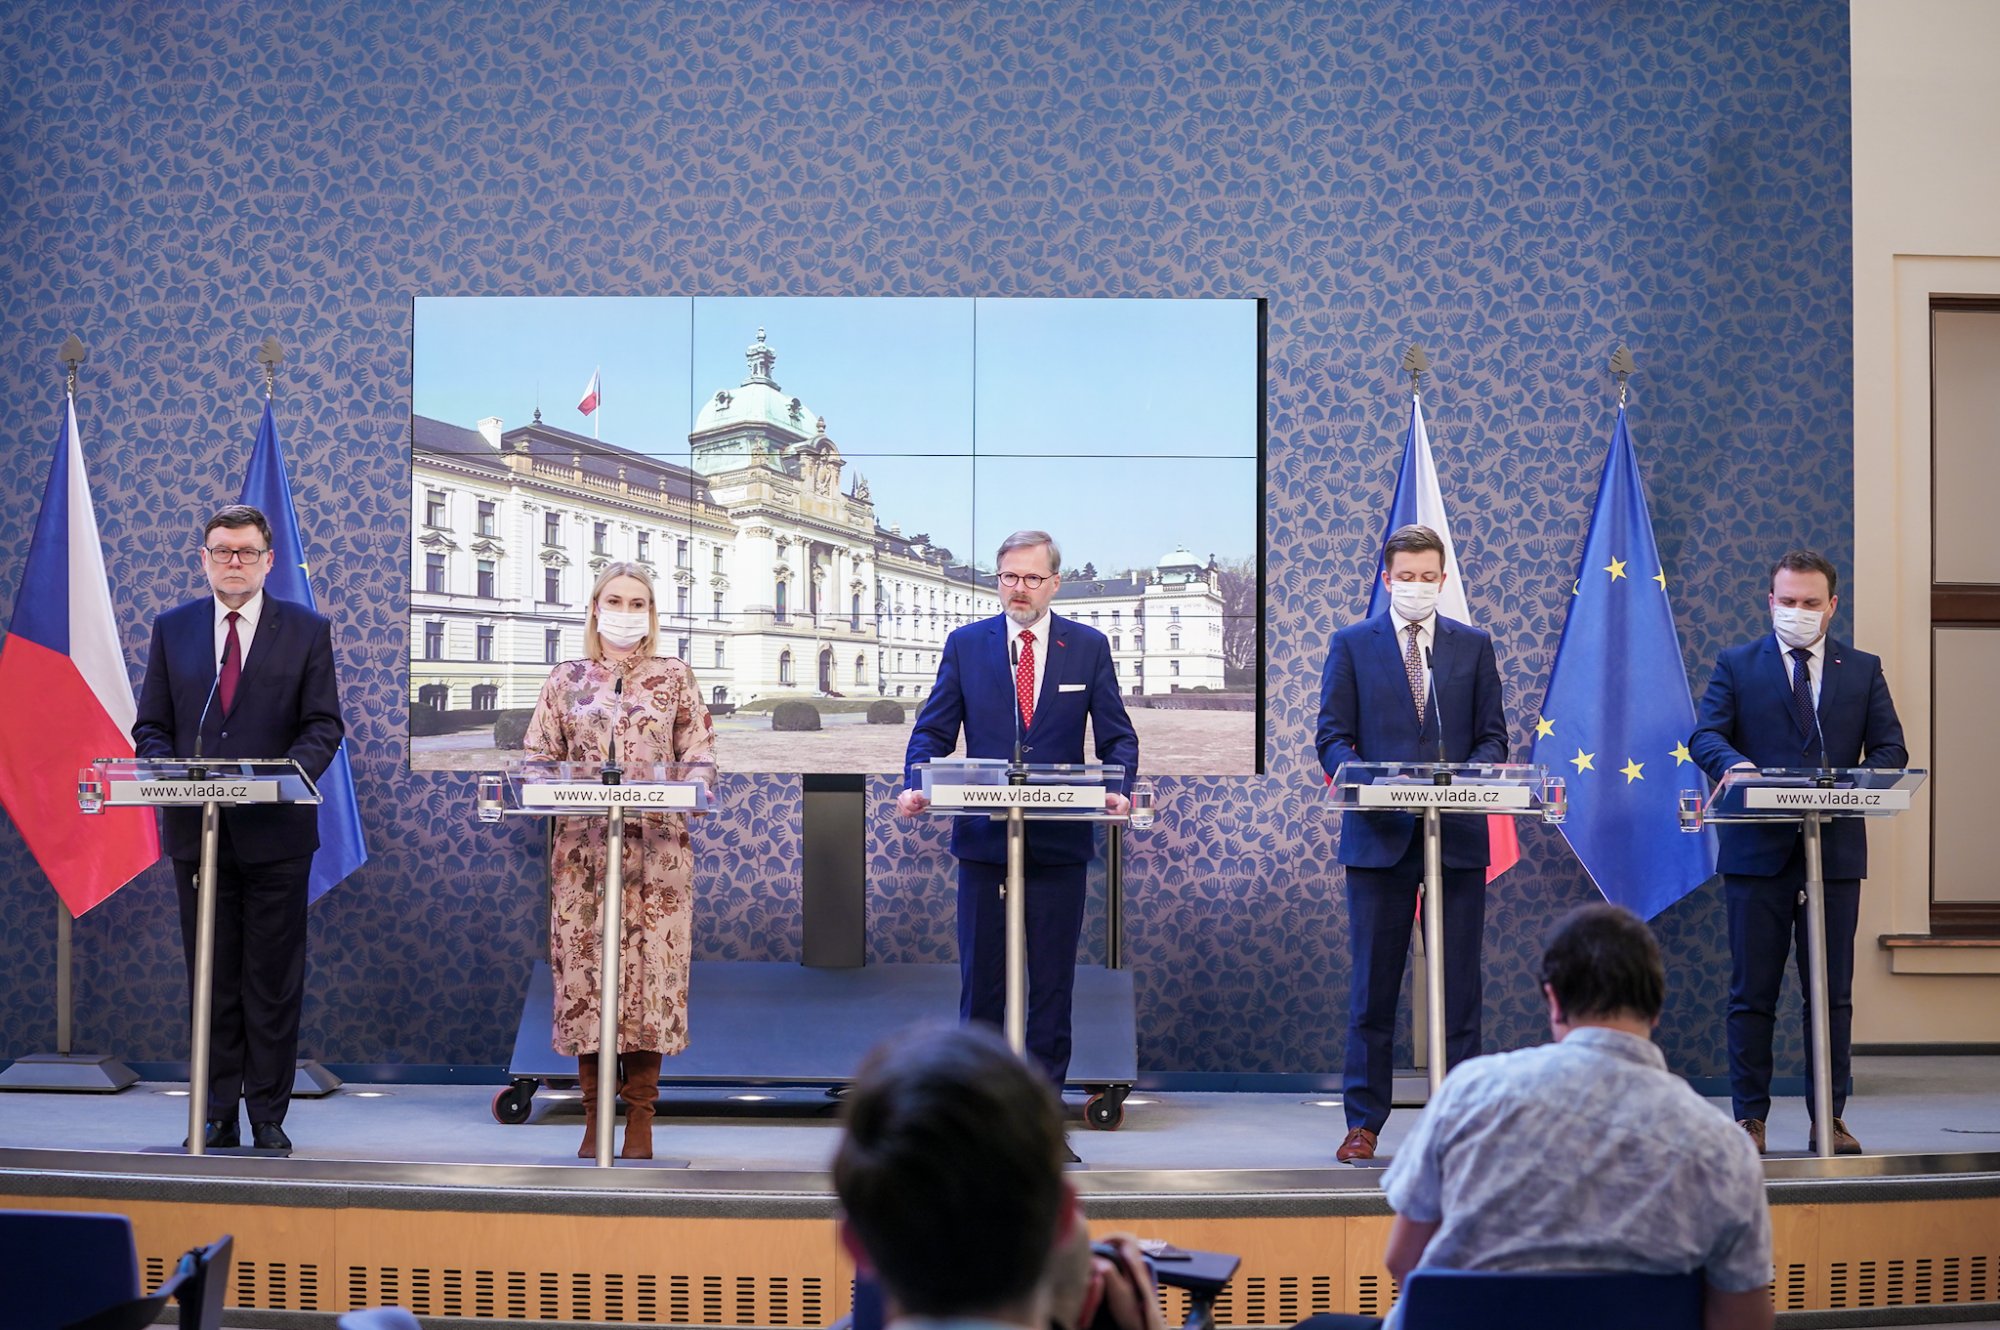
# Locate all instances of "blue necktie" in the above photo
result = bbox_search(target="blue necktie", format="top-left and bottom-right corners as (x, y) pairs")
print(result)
(1790, 647), (1816, 756)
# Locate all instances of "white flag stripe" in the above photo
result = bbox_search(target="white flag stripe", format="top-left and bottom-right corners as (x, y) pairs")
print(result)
(1407, 396), (1471, 625)
(63, 397), (138, 739)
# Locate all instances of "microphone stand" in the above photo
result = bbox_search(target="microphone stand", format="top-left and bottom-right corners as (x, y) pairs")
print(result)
(1004, 634), (1029, 1057)
(1418, 639), (1448, 1097)
(185, 649), (227, 1151)
(1801, 653), (1836, 1155)
(595, 668), (626, 1166)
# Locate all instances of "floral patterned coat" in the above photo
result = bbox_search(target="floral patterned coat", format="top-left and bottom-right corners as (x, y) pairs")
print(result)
(522, 654), (716, 1056)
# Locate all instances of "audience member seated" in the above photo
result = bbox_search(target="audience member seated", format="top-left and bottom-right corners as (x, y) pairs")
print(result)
(834, 1023), (1079, 1330)
(1305, 903), (1775, 1330)
(1047, 1198), (1166, 1330)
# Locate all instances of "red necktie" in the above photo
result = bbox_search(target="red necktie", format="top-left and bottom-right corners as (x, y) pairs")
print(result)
(1014, 629), (1036, 730)
(219, 611), (243, 714)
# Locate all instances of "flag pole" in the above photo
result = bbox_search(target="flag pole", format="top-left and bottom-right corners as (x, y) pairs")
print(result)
(1609, 343), (1636, 408)
(0, 334), (137, 1094)
(1402, 342), (1429, 402)
(56, 346), (79, 1058)
(250, 334), (344, 1100)
(1398, 341), (1443, 1090)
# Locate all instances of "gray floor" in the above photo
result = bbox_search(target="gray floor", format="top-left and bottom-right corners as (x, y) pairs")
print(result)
(2, 1055), (1997, 1179)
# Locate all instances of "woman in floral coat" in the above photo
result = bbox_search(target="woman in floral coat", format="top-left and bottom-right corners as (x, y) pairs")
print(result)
(523, 561), (716, 1159)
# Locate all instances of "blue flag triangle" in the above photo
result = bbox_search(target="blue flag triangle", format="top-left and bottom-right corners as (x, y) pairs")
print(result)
(239, 400), (369, 903)
(1528, 406), (1715, 918)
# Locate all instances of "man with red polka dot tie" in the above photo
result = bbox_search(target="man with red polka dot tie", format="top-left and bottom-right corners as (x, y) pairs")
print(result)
(896, 530), (1140, 1105)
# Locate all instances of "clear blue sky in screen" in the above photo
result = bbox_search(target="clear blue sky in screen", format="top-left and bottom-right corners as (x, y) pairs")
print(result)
(413, 296), (1258, 573)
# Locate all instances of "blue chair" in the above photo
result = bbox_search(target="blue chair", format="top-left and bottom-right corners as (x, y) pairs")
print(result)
(67, 1233), (232, 1330)
(1397, 1268), (1703, 1330)
(0, 1210), (140, 1329)
(339, 1309), (424, 1329)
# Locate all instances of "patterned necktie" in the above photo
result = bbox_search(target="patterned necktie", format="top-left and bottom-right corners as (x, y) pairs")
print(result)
(1790, 647), (1816, 751)
(219, 611), (243, 714)
(1404, 622), (1426, 721)
(1015, 629), (1036, 730)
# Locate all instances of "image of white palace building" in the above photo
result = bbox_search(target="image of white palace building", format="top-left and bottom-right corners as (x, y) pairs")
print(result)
(410, 331), (1227, 717)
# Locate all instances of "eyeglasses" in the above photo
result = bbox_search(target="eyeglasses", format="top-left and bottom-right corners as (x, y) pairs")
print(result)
(998, 573), (1052, 590)
(203, 547), (269, 564)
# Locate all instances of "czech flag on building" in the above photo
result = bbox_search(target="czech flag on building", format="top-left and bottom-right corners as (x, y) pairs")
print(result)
(576, 367), (602, 417)
(0, 395), (160, 915)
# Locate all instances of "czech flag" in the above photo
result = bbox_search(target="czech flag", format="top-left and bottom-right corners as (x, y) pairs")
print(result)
(0, 396), (160, 915)
(1363, 393), (1521, 882)
(577, 367), (602, 417)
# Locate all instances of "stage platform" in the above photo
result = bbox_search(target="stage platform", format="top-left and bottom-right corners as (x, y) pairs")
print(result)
(2, 1056), (1997, 1327)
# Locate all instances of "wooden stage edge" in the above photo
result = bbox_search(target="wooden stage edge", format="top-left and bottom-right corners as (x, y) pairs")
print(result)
(4, 1150), (1999, 1326)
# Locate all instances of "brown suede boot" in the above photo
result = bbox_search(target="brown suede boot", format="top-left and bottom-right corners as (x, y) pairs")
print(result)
(618, 1051), (662, 1159)
(575, 1056), (600, 1159)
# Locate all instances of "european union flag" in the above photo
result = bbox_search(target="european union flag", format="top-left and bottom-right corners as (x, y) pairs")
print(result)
(240, 400), (369, 903)
(1529, 406), (1714, 918)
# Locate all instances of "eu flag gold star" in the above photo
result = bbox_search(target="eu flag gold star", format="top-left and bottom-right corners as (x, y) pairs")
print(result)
(1670, 742), (1692, 766)
(1535, 716), (1556, 739)
(1571, 749), (1596, 772)
(1653, 569), (1667, 590)
(1604, 557), (1628, 581)
(1620, 758), (1645, 783)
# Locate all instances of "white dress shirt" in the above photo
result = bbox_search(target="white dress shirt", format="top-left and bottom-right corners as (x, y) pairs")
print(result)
(213, 590), (265, 669)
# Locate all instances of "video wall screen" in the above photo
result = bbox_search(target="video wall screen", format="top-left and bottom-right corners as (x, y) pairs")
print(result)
(409, 296), (1264, 775)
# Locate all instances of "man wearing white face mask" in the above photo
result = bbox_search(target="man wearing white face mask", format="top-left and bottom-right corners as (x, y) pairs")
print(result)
(1317, 524), (1509, 1163)
(1690, 551), (1906, 1155)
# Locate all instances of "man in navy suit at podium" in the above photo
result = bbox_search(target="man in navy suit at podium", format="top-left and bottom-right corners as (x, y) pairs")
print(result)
(1317, 524), (1509, 1164)
(1690, 550), (1906, 1156)
(134, 505), (345, 1152)
(896, 530), (1137, 1095)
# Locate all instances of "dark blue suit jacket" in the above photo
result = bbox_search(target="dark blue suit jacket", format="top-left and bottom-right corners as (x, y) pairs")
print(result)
(1316, 612), (1509, 869)
(1689, 636), (1907, 879)
(903, 614), (1139, 867)
(133, 594), (346, 865)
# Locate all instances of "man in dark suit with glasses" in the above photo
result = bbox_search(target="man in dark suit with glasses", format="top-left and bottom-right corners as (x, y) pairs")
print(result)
(135, 504), (346, 1151)
(895, 530), (1138, 1102)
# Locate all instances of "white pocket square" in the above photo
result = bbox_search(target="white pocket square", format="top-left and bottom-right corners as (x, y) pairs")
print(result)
(1059, 683), (1086, 692)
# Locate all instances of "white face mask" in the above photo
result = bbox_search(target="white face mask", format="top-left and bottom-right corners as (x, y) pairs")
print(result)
(1771, 605), (1824, 650)
(1388, 580), (1441, 621)
(597, 608), (649, 648)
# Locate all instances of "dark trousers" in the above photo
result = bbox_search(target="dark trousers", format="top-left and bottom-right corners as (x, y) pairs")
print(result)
(1343, 840), (1486, 1134)
(173, 828), (311, 1126)
(957, 858), (1088, 1087)
(1725, 843), (1859, 1124)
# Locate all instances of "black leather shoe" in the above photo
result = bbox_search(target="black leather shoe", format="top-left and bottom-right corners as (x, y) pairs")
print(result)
(251, 1121), (293, 1151)
(184, 1119), (238, 1149)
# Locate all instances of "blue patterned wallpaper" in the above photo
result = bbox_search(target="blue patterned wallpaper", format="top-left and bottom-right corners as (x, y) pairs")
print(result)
(0, 1), (1848, 1078)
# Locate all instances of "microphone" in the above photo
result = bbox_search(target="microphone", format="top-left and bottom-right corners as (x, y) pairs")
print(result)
(602, 673), (624, 786)
(1805, 674), (1832, 786)
(1424, 645), (1448, 780)
(188, 658), (224, 782)
(1008, 635), (1026, 781)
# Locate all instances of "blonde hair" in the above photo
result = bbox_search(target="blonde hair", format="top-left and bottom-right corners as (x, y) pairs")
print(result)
(583, 561), (661, 661)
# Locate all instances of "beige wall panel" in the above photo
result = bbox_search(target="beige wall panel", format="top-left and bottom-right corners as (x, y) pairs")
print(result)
(1932, 310), (2000, 584)
(1850, 0), (2000, 1039)
(1932, 627), (2000, 903)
